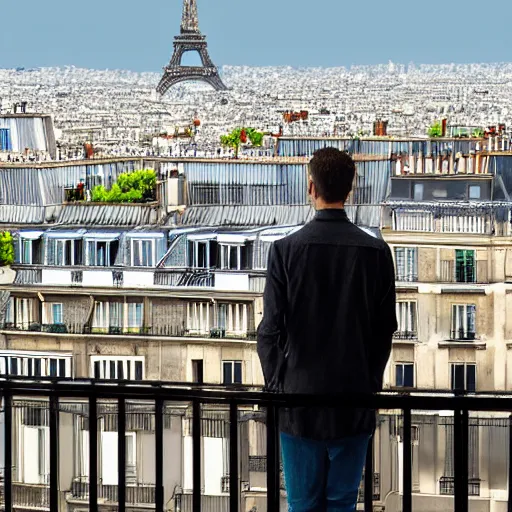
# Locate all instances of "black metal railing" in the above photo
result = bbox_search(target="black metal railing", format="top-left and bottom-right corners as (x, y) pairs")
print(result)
(358, 472), (380, 503)
(70, 480), (156, 504)
(1, 379), (512, 512)
(451, 330), (477, 341)
(393, 331), (418, 340)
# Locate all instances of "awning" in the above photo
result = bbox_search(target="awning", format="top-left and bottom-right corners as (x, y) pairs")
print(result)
(84, 231), (122, 241)
(126, 232), (165, 239)
(19, 231), (44, 240)
(45, 229), (87, 240)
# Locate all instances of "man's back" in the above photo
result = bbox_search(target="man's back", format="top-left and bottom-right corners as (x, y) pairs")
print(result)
(257, 209), (397, 440)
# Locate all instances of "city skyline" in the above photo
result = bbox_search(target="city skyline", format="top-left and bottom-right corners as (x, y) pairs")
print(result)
(2, 0), (511, 72)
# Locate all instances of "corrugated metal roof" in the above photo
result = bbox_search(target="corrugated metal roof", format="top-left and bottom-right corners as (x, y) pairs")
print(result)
(56, 204), (159, 226)
(179, 205), (314, 227)
(0, 205), (45, 224)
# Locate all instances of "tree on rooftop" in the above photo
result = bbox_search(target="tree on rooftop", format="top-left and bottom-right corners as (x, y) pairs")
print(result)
(92, 169), (157, 203)
(220, 128), (264, 158)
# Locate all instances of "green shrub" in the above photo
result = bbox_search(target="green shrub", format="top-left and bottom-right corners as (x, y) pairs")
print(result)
(91, 169), (156, 203)
(428, 121), (443, 138)
(0, 232), (14, 266)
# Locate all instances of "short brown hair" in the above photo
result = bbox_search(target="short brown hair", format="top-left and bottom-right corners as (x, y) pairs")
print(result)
(309, 148), (356, 203)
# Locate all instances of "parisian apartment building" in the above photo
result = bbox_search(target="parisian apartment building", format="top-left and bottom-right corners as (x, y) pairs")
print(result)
(1, 124), (512, 511)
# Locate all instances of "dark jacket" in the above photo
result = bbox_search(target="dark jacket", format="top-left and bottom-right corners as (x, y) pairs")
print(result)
(257, 209), (397, 440)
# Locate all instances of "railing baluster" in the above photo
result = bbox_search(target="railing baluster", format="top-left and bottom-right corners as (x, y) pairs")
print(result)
(454, 408), (469, 512)
(229, 401), (239, 512)
(364, 437), (374, 512)
(118, 397), (126, 512)
(266, 405), (280, 512)
(49, 395), (60, 512)
(155, 398), (164, 512)
(403, 408), (412, 512)
(4, 392), (12, 512)
(193, 399), (201, 512)
(89, 395), (98, 512)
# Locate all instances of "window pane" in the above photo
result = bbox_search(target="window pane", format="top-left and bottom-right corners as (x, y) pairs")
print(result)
(413, 184), (424, 201)
(223, 362), (232, 385)
(117, 361), (124, 380)
(49, 359), (57, 377)
(94, 361), (101, 379)
(135, 361), (143, 381)
(34, 359), (42, 377)
(52, 304), (63, 324)
(229, 247), (238, 270)
(404, 364), (414, 387)
(469, 186), (481, 200)
(234, 362), (242, 384)
(466, 365), (476, 393)
(396, 365), (404, 387)
(452, 364), (465, 391)
(10, 358), (18, 376)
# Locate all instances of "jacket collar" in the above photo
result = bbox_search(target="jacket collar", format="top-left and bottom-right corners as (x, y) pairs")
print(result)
(314, 208), (348, 222)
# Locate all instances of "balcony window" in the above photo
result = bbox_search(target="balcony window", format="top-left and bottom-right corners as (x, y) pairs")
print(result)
(220, 244), (250, 270)
(188, 240), (218, 269)
(451, 304), (476, 340)
(217, 303), (248, 335)
(222, 361), (242, 385)
(91, 356), (144, 381)
(0, 350), (72, 378)
(187, 302), (210, 335)
(413, 183), (424, 201)
(87, 240), (119, 267)
(5, 297), (35, 330)
(47, 239), (83, 266)
(395, 363), (415, 388)
(394, 247), (418, 282)
(455, 250), (476, 283)
(43, 303), (63, 325)
(93, 301), (144, 333)
(451, 363), (476, 392)
(469, 185), (481, 200)
(20, 237), (42, 264)
(395, 301), (417, 339)
(132, 239), (153, 267)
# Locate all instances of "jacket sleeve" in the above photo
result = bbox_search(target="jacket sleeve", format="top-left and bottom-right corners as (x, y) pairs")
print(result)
(257, 242), (287, 392)
(369, 245), (398, 392)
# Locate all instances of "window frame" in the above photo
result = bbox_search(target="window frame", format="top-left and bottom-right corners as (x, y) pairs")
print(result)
(451, 304), (477, 340)
(90, 356), (145, 381)
(222, 360), (243, 385)
(395, 362), (415, 388)
(455, 249), (476, 284)
(394, 247), (418, 282)
(395, 301), (418, 339)
(450, 363), (476, 392)
(131, 239), (155, 267)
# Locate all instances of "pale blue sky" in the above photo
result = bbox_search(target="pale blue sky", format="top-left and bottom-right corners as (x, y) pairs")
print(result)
(2, 0), (510, 71)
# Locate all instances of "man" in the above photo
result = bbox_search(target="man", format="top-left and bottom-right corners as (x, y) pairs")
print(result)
(257, 148), (397, 512)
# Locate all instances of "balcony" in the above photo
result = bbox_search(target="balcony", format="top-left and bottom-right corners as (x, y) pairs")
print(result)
(0, 482), (50, 510)
(0, 380), (509, 512)
(70, 480), (156, 505)
(393, 331), (418, 341)
(0, 322), (257, 341)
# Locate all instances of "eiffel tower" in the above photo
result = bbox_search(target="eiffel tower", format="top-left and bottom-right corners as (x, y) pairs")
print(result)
(157, 0), (227, 94)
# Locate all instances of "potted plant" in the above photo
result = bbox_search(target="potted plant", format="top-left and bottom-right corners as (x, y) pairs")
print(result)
(220, 128), (264, 158)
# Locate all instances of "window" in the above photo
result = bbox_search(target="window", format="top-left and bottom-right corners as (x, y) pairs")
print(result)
(413, 183), (424, 201)
(217, 303), (248, 335)
(192, 360), (204, 384)
(469, 185), (481, 200)
(91, 356), (144, 381)
(455, 250), (476, 283)
(395, 363), (415, 388)
(92, 301), (144, 333)
(5, 297), (35, 329)
(20, 238), (42, 264)
(451, 363), (476, 392)
(219, 244), (250, 270)
(187, 302), (211, 334)
(131, 239), (154, 267)
(188, 240), (218, 269)
(394, 247), (418, 282)
(87, 240), (119, 266)
(48, 239), (83, 266)
(43, 303), (63, 325)
(395, 301), (417, 339)
(222, 361), (242, 385)
(451, 304), (476, 340)
(0, 351), (72, 378)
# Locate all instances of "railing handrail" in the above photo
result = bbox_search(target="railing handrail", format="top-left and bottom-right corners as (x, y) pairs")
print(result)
(1, 378), (512, 411)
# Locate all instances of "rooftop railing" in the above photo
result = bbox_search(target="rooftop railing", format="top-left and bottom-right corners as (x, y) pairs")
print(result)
(1, 379), (512, 512)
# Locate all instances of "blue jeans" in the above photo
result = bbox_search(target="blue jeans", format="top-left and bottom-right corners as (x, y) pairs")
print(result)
(281, 432), (370, 512)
